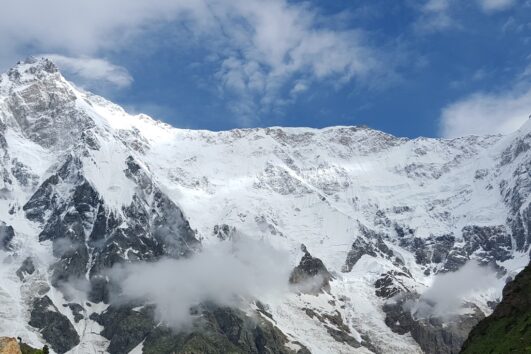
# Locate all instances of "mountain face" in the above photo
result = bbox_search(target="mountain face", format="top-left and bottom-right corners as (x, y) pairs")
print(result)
(0, 57), (529, 354)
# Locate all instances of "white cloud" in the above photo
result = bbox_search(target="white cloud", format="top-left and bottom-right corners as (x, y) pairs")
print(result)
(109, 236), (291, 329)
(414, 0), (460, 33)
(42, 55), (133, 88)
(0, 0), (386, 124)
(206, 0), (383, 122)
(439, 84), (531, 138)
(0, 1), (207, 55)
(290, 81), (309, 96)
(409, 261), (501, 319)
(477, 0), (516, 12)
(424, 0), (452, 12)
(413, 0), (518, 34)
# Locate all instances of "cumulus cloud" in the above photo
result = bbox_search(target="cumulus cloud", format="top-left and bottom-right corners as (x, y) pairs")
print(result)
(108, 236), (291, 329)
(439, 84), (531, 138)
(0, 0), (387, 124)
(411, 261), (501, 318)
(42, 55), (133, 89)
(204, 0), (384, 123)
(0, 1), (205, 56)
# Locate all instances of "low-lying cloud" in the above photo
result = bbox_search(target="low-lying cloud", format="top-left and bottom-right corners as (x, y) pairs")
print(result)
(108, 236), (291, 328)
(410, 261), (501, 319)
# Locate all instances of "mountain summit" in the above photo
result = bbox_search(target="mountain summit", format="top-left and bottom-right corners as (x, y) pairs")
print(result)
(0, 58), (529, 353)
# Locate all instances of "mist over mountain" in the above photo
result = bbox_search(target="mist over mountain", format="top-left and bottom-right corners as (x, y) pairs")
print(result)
(0, 57), (529, 354)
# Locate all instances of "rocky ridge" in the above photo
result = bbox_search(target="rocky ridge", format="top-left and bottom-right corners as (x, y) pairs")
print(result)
(0, 58), (529, 353)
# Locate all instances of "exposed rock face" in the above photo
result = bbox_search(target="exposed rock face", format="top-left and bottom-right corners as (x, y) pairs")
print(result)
(342, 237), (377, 272)
(289, 244), (332, 293)
(5, 58), (92, 150)
(28, 296), (79, 353)
(63, 303), (84, 323)
(342, 225), (399, 273)
(92, 305), (156, 354)
(22, 152), (200, 293)
(0, 337), (21, 354)
(460, 262), (531, 353)
(213, 224), (237, 240)
(15, 257), (35, 281)
(462, 226), (512, 262)
(304, 308), (361, 348)
(1, 58), (531, 353)
(0, 222), (14, 251)
(93, 303), (300, 354)
(374, 270), (411, 299)
(383, 294), (485, 354)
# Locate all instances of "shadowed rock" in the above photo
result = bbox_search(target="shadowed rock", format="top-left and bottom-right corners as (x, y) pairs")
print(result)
(29, 296), (79, 353)
(0, 222), (14, 251)
(383, 293), (484, 354)
(93, 303), (303, 354)
(289, 244), (332, 294)
(15, 257), (35, 281)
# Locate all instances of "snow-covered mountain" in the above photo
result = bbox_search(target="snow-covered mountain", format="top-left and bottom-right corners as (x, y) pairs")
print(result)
(0, 57), (529, 354)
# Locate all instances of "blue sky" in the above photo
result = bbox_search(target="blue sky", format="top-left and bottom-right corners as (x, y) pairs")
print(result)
(1, 0), (530, 138)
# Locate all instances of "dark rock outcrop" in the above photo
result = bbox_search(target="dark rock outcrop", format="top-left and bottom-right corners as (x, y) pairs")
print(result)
(213, 224), (236, 241)
(383, 293), (484, 354)
(342, 225), (398, 272)
(23, 153), (200, 294)
(15, 257), (35, 281)
(87, 275), (110, 304)
(94, 303), (300, 354)
(290, 244), (332, 293)
(374, 270), (411, 299)
(92, 305), (156, 354)
(304, 308), (360, 348)
(0, 222), (14, 251)
(462, 226), (512, 262)
(442, 248), (469, 273)
(342, 237), (377, 272)
(63, 303), (84, 323)
(28, 296), (80, 353)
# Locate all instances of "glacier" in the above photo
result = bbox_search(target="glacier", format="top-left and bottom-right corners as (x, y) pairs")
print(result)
(0, 57), (529, 354)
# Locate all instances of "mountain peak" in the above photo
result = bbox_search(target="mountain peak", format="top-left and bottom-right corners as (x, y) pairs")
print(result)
(12, 56), (58, 74)
(0, 57), (89, 149)
(3, 57), (61, 88)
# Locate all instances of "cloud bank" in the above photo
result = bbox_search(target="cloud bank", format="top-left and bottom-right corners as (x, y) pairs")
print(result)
(0, 0), (386, 124)
(411, 261), (500, 318)
(439, 85), (531, 138)
(108, 236), (291, 328)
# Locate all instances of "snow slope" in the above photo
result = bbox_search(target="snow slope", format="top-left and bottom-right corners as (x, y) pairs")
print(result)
(0, 58), (529, 354)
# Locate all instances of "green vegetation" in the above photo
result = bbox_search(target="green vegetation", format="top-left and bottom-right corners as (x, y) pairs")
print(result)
(19, 342), (45, 354)
(460, 262), (531, 354)
(460, 314), (531, 353)
(142, 328), (244, 354)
